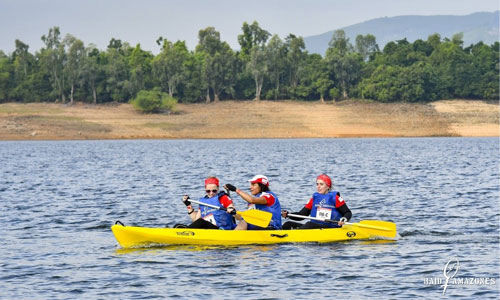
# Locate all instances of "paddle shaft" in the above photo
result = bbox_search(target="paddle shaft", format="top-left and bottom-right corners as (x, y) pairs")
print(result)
(287, 213), (338, 223)
(287, 213), (393, 231)
(189, 199), (229, 211)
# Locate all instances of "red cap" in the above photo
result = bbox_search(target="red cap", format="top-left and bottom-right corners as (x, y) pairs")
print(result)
(248, 174), (269, 187)
(205, 177), (219, 187)
(317, 174), (332, 188)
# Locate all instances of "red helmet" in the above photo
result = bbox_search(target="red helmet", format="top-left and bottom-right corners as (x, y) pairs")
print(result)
(205, 177), (219, 187)
(248, 174), (269, 187)
(316, 174), (332, 188)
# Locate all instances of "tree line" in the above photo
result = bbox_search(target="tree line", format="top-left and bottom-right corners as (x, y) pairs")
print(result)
(0, 22), (498, 104)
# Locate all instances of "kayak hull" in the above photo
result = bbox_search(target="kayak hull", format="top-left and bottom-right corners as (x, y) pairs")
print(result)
(111, 223), (393, 248)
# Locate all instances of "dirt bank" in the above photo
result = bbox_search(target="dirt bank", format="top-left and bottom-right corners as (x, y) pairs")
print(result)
(0, 100), (498, 140)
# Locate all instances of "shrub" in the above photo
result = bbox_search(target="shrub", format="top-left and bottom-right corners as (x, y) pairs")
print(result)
(131, 89), (177, 113)
(162, 94), (177, 112)
(329, 87), (340, 101)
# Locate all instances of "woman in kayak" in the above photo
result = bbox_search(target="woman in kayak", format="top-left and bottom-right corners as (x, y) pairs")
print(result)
(224, 175), (282, 230)
(281, 174), (352, 229)
(181, 176), (236, 230)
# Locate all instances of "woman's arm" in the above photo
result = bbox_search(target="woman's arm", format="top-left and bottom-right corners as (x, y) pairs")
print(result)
(187, 205), (200, 222)
(337, 203), (352, 221)
(335, 193), (352, 225)
(183, 195), (200, 222)
(235, 188), (268, 205)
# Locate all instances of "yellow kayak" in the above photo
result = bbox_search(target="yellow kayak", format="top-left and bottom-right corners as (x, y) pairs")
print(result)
(111, 220), (397, 248)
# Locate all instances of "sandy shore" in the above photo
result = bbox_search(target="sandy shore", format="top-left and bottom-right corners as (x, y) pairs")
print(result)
(0, 100), (498, 140)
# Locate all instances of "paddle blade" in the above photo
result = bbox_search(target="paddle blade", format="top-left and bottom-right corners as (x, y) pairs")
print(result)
(348, 220), (397, 239)
(360, 220), (396, 231)
(237, 209), (272, 228)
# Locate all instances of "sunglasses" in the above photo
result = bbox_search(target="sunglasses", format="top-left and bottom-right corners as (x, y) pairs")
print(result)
(206, 189), (218, 194)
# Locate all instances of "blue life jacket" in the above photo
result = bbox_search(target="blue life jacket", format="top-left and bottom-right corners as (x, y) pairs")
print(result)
(199, 191), (235, 230)
(250, 191), (282, 229)
(310, 191), (342, 228)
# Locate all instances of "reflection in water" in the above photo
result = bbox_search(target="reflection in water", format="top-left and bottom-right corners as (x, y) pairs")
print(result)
(114, 243), (280, 255)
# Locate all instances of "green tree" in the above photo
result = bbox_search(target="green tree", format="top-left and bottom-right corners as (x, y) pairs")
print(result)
(466, 42), (499, 99)
(105, 39), (129, 102)
(64, 34), (86, 104)
(265, 34), (286, 99)
(237, 21), (270, 60)
(412, 39), (434, 57)
(153, 39), (189, 98)
(381, 38), (416, 66)
(293, 53), (319, 101)
(236, 21), (271, 101)
(196, 27), (236, 102)
(125, 44), (153, 99)
(284, 34), (307, 92)
(81, 45), (102, 104)
(309, 55), (333, 102)
(356, 65), (400, 102)
(247, 46), (268, 101)
(40, 26), (67, 103)
(209, 43), (238, 101)
(325, 30), (362, 99)
(0, 51), (14, 102)
(355, 34), (379, 62)
(11, 40), (41, 102)
(181, 51), (205, 102)
(13, 39), (33, 79)
(429, 34), (471, 98)
(427, 33), (442, 51)
(197, 27), (220, 102)
(357, 62), (439, 102)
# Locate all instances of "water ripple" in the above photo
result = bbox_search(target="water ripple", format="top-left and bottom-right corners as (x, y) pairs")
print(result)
(1, 138), (499, 299)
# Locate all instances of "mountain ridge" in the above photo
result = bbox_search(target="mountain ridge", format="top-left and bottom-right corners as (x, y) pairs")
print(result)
(304, 11), (499, 55)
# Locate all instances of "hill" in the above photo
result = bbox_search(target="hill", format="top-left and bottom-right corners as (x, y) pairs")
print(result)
(304, 11), (499, 55)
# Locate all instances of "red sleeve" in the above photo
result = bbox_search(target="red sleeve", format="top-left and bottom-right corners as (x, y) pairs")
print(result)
(261, 193), (275, 206)
(219, 195), (234, 208)
(304, 198), (313, 209)
(335, 193), (345, 208)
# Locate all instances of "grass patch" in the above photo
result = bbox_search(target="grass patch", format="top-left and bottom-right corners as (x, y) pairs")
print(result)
(142, 121), (206, 131)
(0, 103), (64, 115)
(142, 122), (176, 130)
(11, 115), (111, 133)
(440, 112), (499, 124)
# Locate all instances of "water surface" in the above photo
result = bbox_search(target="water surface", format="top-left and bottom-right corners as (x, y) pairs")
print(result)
(1, 138), (499, 299)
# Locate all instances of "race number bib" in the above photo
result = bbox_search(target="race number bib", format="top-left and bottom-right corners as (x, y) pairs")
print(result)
(203, 214), (217, 225)
(317, 207), (332, 220)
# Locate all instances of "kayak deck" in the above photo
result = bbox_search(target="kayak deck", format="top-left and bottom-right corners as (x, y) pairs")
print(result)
(111, 223), (396, 248)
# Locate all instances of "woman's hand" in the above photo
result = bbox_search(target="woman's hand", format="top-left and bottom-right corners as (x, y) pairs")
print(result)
(224, 184), (237, 192)
(182, 195), (191, 206)
(281, 210), (289, 218)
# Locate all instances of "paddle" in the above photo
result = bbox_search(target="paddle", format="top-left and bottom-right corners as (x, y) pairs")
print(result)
(189, 199), (272, 228)
(287, 213), (397, 238)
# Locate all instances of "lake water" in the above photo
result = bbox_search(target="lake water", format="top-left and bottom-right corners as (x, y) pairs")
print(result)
(1, 138), (499, 299)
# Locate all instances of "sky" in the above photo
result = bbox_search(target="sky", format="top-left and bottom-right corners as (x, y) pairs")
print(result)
(1, 0), (498, 54)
